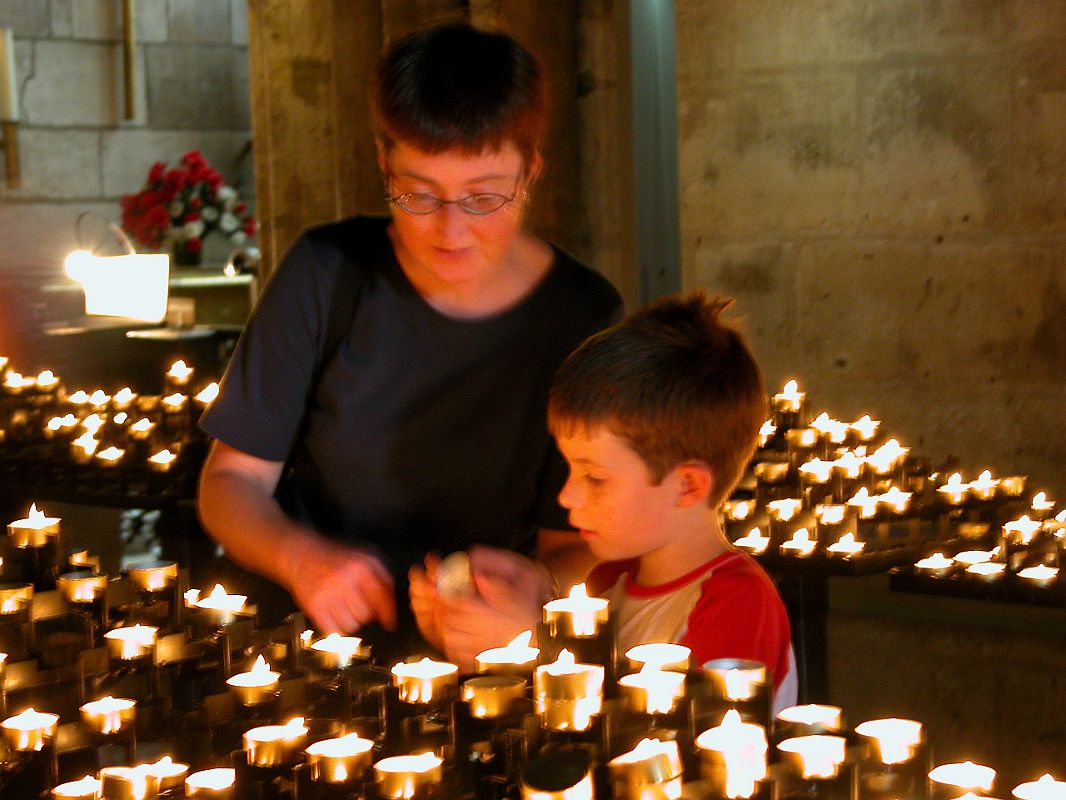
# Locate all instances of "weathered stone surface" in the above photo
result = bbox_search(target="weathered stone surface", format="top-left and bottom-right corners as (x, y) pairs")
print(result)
(24, 40), (124, 125)
(100, 128), (250, 198)
(679, 69), (861, 235)
(144, 43), (249, 130)
(167, 0), (230, 44)
(50, 0), (74, 37)
(0, 0), (51, 37)
(4, 129), (101, 199)
(0, 199), (116, 271)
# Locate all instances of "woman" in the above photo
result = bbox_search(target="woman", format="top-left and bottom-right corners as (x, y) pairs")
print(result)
(197, 21), (621, 658)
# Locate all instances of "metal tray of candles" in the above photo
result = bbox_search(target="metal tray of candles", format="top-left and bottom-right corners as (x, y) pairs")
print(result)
(888, 564), (1066, 608)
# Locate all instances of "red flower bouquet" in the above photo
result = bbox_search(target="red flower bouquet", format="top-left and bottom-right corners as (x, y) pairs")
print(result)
(121, 150), (256, 265)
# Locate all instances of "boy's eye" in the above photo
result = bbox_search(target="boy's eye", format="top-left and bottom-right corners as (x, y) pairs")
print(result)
(583, 473), (606, 485)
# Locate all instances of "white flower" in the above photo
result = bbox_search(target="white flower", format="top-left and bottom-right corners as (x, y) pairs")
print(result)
(169, 200), (184, 218)
(201, 206), (220, 223)
(219, 212), (239, 234)
(216, 186), (237, 207)
(183, 219), (205, 238)
(229, 231), (247, 246)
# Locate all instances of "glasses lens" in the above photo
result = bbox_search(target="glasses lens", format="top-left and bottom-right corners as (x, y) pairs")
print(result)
(459, 193), (511, 215)
(395, 193), (443, 215)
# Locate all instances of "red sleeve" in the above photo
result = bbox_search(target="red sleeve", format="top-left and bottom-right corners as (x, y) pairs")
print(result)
(680, 558), (792, 690)
(586, 559), (638, 596)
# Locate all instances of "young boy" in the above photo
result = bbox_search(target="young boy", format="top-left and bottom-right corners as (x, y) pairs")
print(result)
(548, 290), (797, 712)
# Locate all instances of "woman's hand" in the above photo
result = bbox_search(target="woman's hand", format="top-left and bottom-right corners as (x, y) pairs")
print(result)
(409, 553), (445, 651)
(285, 536), (396, 634)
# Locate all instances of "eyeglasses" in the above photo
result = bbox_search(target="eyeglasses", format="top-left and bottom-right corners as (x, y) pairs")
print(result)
(384, 172), (521, 216)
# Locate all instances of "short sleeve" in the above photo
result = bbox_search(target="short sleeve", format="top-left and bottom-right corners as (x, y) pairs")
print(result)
(199, 234), (332, 462)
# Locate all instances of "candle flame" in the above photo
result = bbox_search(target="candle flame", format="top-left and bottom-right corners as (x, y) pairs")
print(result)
(162, 392), (186, 409)
(131, 417), (154, 433)
(696, 709), (768, 797)
(96, 445), (125, 462)
(855, 718), (923, 764)
(185, 768), (236, 791)
(779, 734), (847, 778)
(167, 359), (193, 379)
(194, 382), (219, 404)
(735, 526), (770, 554)
(767, 498), (803, 521)
(149, 448), (177, 465)
(929, 761), (996, 791)
(777, 704), (842, 729)
(1013, 774), (1066, 800)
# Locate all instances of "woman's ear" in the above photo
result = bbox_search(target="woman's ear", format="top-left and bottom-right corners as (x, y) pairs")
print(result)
(674, 461), (714, 509)
(526, 150), (544, 186)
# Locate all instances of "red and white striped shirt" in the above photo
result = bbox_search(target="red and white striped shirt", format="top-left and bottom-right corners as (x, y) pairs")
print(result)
(588, 550), (797, 713)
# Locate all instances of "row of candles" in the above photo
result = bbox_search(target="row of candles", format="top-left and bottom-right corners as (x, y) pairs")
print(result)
(0, 356), (218, 483)
(1, 500), (1065, 800)
(719, 380), (1058, 565)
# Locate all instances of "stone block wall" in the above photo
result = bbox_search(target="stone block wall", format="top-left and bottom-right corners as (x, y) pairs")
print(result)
(676, 1), (1066, 498)
(0, 0), (251, 290)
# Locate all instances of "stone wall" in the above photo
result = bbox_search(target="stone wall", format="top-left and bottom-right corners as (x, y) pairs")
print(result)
(0, 0), (251, 294)
(676, 1), (1066, 498)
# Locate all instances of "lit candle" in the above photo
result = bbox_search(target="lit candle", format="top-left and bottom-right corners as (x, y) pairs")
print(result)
(534, 648), (604, 731)
(929, 761), (996, 794)
(847, 487), (879, 519)
(799, 458), (834, 484)
(543, 582), (609, 637)
(1004, 516), (1043, 546)
(734, 526), (770, 555)
(780, 527), (817, 557)
(778, 734), (848, 778)
(104, 624), (158, 661)
(754, 460), (790, 483)
(811, 413), (849, 444)
(44, 413), (78, 439)
(226, 654), (280, 706)
(57, 570), (109, 604)
(772, 379), (805, 413)
(625, 642), (691, 673)
(34, 369), (59, 393)
(126, 560), (178, 593)
(2, 370), (26, 394)
(608, 737), (683, 800)
(128, 417), (155, 441)
(305, 732), (375, 784)
(618, 664), (686, 714)
(967, 470), (999, 501)
(0, 582), (33, 615)
(187, 583), (247, 625)
(80, 695), (136, 735)
(244, 716), (309, 767)
(8, 503), (60, 548)
(111, 387), (137, 411)
(1031, 492), (1056, 518)
(52, 774), (102, 800)
(87, 389), (110, 410)
(757, 420), (776, 448)
(966, 562), (1006, 582)
(1018, 564), (1058, 587)
(834, 451), (865, 480)
(1013, 774), (1066, 800)
(785, 427), (819, 450)
(876, 486), (912, 514)
(147, 447), (178, 472)
(162, 392), (188, 413)
(99, 764), (156, 800)
(147, 756), (190, 792)
(166, 359), (194, 387)
(854, 718), (923, 764)
(724, 498), (758, 521)
(374, 752), (443, 799)
(69, 547), (100, 572)
(703, 658), (766, 702)
(827, 532), (865, 558)
(767, 498), (803, 522)
(194, 382), (219, 407)
(954, 550), (993, 567)
(185, 768), (236, 798)
(914, 552), (954, 578)
(1000, 475), (1027, 497)
(475, 629), (540, 676)
(866, 439), (909, 475)
(94, 445), (125, 467)
(461, 675), (527, 719)
(391, 657), (459, 704)
(775, 704), (843, 736)
(71, 431), (99, 463)
(695, 708), (768, 799)
(311, 632), (369, 670)
(850, 415), (880, 442)
(938, 473), (971, 505)
(1, 707), (59, 751)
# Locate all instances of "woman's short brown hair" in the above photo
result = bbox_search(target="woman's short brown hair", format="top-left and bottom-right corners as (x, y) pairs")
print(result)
(548, 291), (766, 509)
(371, 20), (548, 166)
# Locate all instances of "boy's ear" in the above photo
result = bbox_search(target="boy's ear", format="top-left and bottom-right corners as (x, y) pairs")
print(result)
(674, 461), (714, 508)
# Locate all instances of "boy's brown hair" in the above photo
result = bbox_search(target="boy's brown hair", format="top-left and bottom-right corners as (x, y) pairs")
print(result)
(548, 291), (766, 509)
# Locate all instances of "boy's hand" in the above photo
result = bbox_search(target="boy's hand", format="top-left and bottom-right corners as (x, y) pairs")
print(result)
(409, 553), (445, 652)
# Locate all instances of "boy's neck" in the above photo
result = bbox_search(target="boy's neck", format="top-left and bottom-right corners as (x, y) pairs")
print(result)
(633, 510), (732, 587)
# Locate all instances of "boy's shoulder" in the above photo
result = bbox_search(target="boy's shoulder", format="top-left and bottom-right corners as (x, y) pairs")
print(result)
(586, 558), (640, 596)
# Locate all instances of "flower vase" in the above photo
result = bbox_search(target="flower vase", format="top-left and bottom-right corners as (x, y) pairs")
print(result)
(170, 245), (202, 268)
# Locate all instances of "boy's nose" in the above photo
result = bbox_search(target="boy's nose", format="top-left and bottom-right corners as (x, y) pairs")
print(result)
(557, 475), (579, 509)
